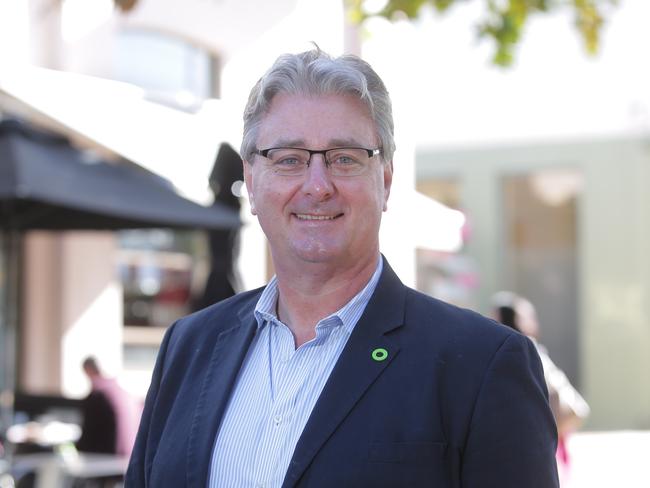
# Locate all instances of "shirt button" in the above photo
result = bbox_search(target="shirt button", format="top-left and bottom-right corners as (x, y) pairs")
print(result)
(273, 415), (282, 425)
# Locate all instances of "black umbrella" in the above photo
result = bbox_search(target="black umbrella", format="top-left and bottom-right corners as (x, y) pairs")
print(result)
(0, 119), (240, 231)
(0, 119), (240, 447)
(193, 143), (244, 310)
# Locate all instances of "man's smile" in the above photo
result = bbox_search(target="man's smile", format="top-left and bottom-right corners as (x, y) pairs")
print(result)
(293, 213), (344, 221)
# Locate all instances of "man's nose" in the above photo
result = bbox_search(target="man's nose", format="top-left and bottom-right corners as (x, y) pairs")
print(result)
(301, 155), (334, 199)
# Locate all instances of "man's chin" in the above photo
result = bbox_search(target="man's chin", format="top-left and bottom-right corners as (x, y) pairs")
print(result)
(294, 250), (339, 264)
(289, 243), (344, 265)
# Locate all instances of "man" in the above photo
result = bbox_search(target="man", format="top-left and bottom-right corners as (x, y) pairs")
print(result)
(126, 49), (558, 487)
(77, 357), (141, 457)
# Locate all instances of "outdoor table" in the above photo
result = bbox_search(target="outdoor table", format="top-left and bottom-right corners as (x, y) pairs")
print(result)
(11, 451), (128, 488)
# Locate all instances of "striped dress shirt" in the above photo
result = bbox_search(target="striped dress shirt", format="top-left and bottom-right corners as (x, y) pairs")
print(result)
(208, 259), (383, 488)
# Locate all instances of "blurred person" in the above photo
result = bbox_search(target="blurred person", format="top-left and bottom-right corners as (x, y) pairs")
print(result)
(492, 291), (590, 483)
(126, 48), (558, 487)
(77, 357), (142, 458)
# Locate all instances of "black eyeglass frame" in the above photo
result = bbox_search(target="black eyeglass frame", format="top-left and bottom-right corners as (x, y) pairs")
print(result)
(252, 147), (382, 165)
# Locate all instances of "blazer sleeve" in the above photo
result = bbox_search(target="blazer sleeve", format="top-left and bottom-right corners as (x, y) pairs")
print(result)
(461, 333), (560, 488)
(124, 321), (176, 488)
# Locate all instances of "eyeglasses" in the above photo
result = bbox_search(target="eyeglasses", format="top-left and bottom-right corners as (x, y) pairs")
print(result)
(252, 147), (382, 177)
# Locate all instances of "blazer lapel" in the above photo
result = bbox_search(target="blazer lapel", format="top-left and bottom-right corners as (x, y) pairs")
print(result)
(282, 259), (407, 487)
(186, 298), (258, 488)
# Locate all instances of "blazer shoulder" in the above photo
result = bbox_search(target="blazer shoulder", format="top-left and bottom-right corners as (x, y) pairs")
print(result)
(402, 286), (518, 350)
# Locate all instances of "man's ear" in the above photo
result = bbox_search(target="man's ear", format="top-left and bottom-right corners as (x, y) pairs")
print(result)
(382, 160), (393, 212)
(243, 160), (256, 215)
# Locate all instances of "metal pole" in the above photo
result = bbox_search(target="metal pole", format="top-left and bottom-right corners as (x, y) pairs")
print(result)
(0, 229), (18, 461)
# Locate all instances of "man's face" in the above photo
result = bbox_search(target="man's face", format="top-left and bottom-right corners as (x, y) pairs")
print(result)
(244, 92), (392, 272)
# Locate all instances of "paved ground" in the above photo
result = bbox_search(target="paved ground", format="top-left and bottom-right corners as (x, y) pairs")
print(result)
(562, 430), (650, 487)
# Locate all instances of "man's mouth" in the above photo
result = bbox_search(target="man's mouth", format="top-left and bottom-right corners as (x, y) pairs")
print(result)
(294, 213), (343, 221)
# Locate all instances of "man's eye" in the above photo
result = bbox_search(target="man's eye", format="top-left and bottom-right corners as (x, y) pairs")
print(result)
(333, 155), (354, 164)
(331, 154), (362, 166)
(275, 157), (301, 166)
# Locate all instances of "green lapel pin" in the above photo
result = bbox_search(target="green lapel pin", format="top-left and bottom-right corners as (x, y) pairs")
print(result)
(371, 348), (388, 362)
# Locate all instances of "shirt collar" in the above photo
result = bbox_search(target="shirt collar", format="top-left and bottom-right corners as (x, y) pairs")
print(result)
(254, 258), (383, 335)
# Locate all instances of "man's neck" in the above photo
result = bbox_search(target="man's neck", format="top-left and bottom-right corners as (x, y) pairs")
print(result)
(274, 254), (380, 348)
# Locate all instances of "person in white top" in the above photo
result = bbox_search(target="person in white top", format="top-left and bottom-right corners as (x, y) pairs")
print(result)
(492, 291), (590, 483)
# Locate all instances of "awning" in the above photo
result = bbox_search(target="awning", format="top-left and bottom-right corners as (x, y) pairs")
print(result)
(0, 119), (240, 231)
(382, 189), (465, 253)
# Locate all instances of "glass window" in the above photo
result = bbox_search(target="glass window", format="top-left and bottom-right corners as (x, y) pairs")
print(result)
(501, 168), (583, 386)
(115, 29), (219, 100)
(118, 229), (208, 391)
(118, 229), (207, 329)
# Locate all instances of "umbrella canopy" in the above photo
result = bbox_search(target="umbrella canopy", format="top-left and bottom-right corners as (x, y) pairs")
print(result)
(0, 119), (240, 231)
(194, 143), (244, 310)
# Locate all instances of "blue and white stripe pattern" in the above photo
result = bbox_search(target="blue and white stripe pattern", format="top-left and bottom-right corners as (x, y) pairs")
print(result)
(208, 259), (383, 488)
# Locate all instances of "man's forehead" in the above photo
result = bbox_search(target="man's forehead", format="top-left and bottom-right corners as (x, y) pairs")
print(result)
(263, 92), (372, 118)
(257, 93), (377, 147)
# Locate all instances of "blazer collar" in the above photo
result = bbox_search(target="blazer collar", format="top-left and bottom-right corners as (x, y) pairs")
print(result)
(282, 256), (407, 487)
(184, 257), (407, 488)
(186, 293), (259, 488)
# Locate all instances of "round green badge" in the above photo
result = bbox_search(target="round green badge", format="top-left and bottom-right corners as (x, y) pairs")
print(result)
(371, 348), (388, 362)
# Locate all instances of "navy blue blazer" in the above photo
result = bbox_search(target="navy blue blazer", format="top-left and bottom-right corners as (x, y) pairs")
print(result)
(126, 259), (558, 487)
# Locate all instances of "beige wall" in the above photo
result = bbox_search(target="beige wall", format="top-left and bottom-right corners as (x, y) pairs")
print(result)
(417, 135), (650, 430)
(21, 232), (122, 398)
(20, 233), (63, 393)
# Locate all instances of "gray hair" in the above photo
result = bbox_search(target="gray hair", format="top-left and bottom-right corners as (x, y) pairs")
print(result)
(241, 49), (395, 163)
